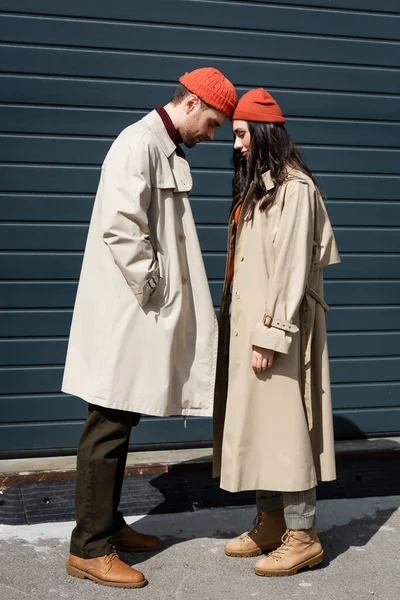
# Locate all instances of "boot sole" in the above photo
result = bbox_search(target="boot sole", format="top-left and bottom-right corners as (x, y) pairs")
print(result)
(66, 563), (148, 588)
(254, 550), (324, 577)
(225, 542), (280, 558)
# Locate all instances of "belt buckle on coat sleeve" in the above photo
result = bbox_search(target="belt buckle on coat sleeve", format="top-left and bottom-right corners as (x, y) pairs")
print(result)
(262, 314), (273, 328)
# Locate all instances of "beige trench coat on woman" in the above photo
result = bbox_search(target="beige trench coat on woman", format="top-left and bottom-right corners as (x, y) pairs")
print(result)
(213, 169), (340, 492)
(62, 110), (217, 416)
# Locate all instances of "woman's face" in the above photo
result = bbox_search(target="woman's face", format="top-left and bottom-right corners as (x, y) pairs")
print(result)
(233, 120), (251, 158)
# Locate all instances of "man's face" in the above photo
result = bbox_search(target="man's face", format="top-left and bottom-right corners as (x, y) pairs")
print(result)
(180, 97), (226, 148)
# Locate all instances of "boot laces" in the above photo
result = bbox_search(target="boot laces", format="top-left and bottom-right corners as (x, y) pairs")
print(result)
(243, 512), (263, 539)
(267, 530), (293, 561)
(105, 552), (119, 565)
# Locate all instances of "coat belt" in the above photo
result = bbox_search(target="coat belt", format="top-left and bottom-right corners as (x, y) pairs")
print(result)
(302, 286), (329, 432)
(306, 286), (330, 312)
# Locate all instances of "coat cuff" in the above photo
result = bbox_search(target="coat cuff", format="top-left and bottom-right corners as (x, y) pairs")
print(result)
(251, 314), (298, 354)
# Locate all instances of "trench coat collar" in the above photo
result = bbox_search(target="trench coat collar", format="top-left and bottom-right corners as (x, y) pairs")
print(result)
(261, 168), (312, 191)
(261, 170), (275, 191)
(232, 171), (274, 234)
(143, 110), (177, 158)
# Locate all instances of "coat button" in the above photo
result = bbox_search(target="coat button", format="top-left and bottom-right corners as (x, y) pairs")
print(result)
(240, 256), (244, 262)
(235, 331), (239, 337)
(178, 233), (186, 242)
(235, 292), (240, 299)
(181, 275), (187, 285)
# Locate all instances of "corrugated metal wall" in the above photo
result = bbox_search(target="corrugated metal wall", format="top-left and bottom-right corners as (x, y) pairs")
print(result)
(1, 0), (399, 453)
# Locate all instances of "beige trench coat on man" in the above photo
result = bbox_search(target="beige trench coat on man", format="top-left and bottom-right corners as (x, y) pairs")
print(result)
(213, 169), (340, 492)
(62, 110), (217, 416)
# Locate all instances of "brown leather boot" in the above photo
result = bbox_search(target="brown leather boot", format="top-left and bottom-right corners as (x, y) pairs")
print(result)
(67, 552), (147, 588)
(254, 528), (324, 577)
(111, 524), (162, 552)
(225, 511), (286, 558)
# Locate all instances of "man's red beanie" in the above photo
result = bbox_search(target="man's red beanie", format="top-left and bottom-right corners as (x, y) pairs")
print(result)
(233, 88), (286, 124)
(179, 68), (237, 118)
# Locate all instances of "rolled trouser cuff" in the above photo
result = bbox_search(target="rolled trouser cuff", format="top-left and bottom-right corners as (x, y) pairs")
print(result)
(284, 513), (316, 530)
(282, 488), (317, 530)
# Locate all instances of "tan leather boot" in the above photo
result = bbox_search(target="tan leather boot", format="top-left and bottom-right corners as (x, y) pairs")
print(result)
(67, 552), (147, 588)
(111, 524), (162, 552)
(254, 528), (324, 577)
(225, 512), (286, 558)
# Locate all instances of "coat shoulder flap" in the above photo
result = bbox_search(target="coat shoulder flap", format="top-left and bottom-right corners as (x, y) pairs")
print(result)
(145, 137), (192, 193)
(149, 150), (192, 192)
(140, 113), (192, 193)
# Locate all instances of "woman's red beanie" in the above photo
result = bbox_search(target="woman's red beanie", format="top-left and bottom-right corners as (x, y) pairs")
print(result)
(232, 88), (286, 124)
(179, 68), (237, 118)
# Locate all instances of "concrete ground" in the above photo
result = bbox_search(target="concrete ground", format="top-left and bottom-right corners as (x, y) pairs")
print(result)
(0, 496), (399, 600)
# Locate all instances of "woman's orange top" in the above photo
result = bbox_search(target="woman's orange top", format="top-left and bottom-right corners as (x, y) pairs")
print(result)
(233, 201), (242, 227)
(227, 201), (243, 283)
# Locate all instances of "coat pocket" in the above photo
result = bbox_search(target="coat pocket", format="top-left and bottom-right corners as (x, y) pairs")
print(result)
(148, 251), (169, 307)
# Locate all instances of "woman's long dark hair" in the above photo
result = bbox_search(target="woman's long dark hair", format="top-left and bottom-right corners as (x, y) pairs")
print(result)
(232, 122), (319, 218)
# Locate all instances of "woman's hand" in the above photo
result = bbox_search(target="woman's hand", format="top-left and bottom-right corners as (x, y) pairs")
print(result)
(252, 345), (274, 373)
